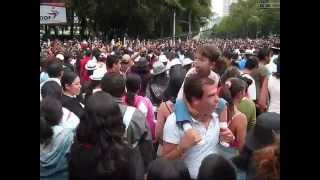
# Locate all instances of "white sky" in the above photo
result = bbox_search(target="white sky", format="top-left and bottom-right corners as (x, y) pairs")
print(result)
(211, 0), (223, 17)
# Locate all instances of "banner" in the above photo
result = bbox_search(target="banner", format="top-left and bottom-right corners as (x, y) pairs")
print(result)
(40, 3), (67, 24)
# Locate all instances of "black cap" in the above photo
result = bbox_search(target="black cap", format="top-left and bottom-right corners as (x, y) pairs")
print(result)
(246, 112), (280, 151)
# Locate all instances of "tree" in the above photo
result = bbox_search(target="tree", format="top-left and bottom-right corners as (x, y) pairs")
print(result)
(212, 0), (279, 38)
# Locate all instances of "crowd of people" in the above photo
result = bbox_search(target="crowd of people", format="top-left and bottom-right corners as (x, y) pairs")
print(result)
(40, 36), (280, 180)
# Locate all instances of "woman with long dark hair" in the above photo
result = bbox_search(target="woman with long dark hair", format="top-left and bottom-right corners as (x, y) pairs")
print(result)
(40, 97), (75, 180)
(130, 57), (151, 96)
(155, 64), (186, 156)
(69, 92), (144, 180)
(124, 73), (156, 141)
(219, 78), (248, 157)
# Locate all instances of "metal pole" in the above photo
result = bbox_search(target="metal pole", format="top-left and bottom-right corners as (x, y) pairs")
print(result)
(173, 10), (176, 45)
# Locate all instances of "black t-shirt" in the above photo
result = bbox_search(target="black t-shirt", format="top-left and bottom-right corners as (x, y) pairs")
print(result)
(61, 95), (85, 119)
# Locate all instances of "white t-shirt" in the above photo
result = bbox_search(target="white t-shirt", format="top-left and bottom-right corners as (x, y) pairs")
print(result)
(60, 107), (80, 129)
(163, 112), (220, 179)
(266, 55), (278, 74)
(241, 73), (257, 100)
(268, 76), (280, 114)
(177, 67), (220, 100)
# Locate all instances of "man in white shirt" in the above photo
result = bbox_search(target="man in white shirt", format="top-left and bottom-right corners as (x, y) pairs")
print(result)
(162, 75), (234, 179)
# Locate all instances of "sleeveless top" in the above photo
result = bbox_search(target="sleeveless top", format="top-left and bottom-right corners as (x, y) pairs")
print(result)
(229, 111), (243, 148)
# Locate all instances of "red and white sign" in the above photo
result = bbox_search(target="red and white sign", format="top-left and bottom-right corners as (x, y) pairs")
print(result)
(40, 3), (67, 24)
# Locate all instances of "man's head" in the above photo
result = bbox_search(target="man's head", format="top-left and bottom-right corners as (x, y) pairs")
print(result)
(46, 59), (63, 79)
(257, 47), (272, 64)
(106, 55), (121, 74)
(183, 74), (219, 116)
(244, 55), (259, 70)
(194, 44), (221, 77)
(101, 72), (125, 98)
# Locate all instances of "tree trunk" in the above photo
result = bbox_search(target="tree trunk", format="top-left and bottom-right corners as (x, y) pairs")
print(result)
(160, 22), (164, 38)
(188, 11), (192, 36)
(70, 9), (74, 38)
(80, 17), (86, 39)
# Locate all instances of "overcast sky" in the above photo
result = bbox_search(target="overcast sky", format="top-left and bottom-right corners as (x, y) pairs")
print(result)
(212, 0), (223, 17)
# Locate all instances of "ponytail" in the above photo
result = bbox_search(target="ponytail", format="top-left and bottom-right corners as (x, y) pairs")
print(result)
(40, 97), (63, 145)
(40, 115), (53, 145)
(219, 83), (234, 123)
(219, 78), (247, 122)
(126, 91), (136, 106)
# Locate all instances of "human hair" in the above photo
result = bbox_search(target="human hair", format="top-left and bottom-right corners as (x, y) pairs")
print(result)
(40, 97), (63, 145)
(219, 67), (241, 86)
(197, 44), (221, 63)
(214, 57), (228, 76)
(84, 80), (101, 103)
(61, 71), (78, 91)
(219, 77), (247, 123)
(131, 58), (151, 96)
(257, 47), (271, 61)
(147, 158), (191, 180)
(245, 56), (259, 70)
(239, 76), (253, 93)
(198, 153), (237, 180)
(249, 141), (280, 180)
(41, 81), (62, 101)
(223, 49), (233, 60)
(164, 64), (186, 102)
(101, 73), (125, 97)
(106, 55), (120, 69)
(125, 73), (141, 106)
(76, 91), (128, 176)
(183, 74), (215, 103)
(40, 57), (48, 72)
(40, 115), (53, 145)
(46, 59), (63, 78)
(92, 48), (100, 60)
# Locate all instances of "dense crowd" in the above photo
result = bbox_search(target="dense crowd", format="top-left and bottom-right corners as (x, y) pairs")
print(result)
(40, 37), (280, 180)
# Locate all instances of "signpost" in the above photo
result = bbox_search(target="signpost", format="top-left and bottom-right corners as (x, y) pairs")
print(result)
(40, 3), (67, 24)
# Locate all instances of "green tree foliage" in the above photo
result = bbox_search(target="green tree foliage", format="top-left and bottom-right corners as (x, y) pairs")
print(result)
(213, 0), (280, 38)
(62, 0), (213, 39)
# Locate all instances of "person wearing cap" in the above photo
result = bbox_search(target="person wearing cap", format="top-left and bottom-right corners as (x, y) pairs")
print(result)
(158, 53), (169, 66)
(79, 50), (92, 84)
(83, 67), (107, 103)
(166, 58), (182, 71)
(232, 112), (280, 180)
(146, 61), (169, 107)
(182, 57), (193, 72)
